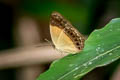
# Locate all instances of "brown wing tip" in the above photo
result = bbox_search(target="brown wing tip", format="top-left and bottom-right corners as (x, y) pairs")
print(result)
(50, 11), (64, 21)
(51, 11), (62, 17)
(50, 11), (65, 28)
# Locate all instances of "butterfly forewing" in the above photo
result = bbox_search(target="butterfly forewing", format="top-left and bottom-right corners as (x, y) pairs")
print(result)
(50, 12), (85, 54)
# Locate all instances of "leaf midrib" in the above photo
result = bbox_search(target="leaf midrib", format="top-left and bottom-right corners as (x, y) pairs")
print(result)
(57, 45), (120, 80)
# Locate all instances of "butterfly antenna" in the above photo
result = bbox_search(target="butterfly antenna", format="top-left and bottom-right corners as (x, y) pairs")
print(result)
(44, 39), (55, 48)
(34, 39), (52, 47)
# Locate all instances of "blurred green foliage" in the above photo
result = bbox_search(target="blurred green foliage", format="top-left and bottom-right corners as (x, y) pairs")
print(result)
(19, 0), (120, 34)
(20, 0), (89, 34)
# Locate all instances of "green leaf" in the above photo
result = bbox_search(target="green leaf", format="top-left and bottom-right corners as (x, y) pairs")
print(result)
(37, 18), (120, 80)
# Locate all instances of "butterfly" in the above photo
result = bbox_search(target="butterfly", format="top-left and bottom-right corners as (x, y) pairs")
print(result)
(50, 12), (85, 54)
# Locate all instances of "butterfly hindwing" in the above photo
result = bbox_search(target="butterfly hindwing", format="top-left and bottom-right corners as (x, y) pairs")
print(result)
(50, 25), (79, 53)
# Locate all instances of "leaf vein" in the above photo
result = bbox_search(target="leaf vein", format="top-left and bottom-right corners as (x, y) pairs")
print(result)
(57, 45), (120, 80)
